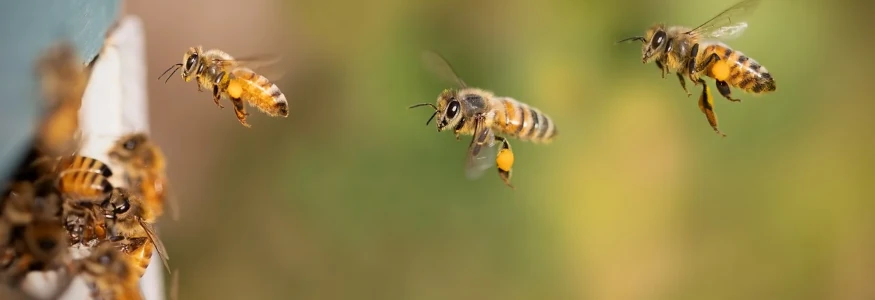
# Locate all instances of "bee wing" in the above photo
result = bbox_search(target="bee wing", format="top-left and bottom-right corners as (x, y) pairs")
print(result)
(687, 0), (761, 40)
(137, 218), (170, 273)
(421, 51), (467, 88)
(464, 117), (498, 180)
(210, 54), (286, 81)
(170, 268), (180, 300)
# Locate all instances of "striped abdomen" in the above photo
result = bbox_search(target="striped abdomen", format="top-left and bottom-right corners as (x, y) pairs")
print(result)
(228, 68), (289, 117)
(490, 97), (557, 143)
(125, 239), (154, 278)
(701, 44), (776, 93)
(56, 155), (113, 202)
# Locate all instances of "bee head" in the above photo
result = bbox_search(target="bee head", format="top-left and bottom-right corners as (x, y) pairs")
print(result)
(83, 242), (128, 276)
(641, 24), (668, 64)
(408, 89), (462, 132)
(109, 133), (147, 162)
(101, 187), (152, 233)
(24, 219), (67, 261)
(435, 89), (464, 132)
(181, 46), (204, 82)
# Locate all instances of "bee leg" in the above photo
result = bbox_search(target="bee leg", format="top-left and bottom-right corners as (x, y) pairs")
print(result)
(687, 43), (700, 83)
(697, 79), (725, 137)
(694, 52), (721, 78)
(230, 97), (252, 128)
(715, 80), (742, 102)
(676, 72), (691, 96)
(656, 60), (667, 79)
(494, 136), (515, 189)
(211, 86), (225, 109)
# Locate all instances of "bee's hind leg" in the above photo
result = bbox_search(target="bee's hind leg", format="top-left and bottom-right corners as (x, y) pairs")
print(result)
(212, 86), (225, 109)
(230, 97), (251, 128)
(696, 79), (726, 137)
(494, 136), (515, 189)
(715, 80), (742, 102)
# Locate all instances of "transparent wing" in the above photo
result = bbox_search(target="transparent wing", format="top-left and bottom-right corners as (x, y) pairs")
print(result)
(687, 0), (762, 40)
(211, 54), (286, 81)
(464, 118), (498, 180)
(138, 218), (171, 273)
(210, 54), (281, 69)
(421, 51), (467, 88)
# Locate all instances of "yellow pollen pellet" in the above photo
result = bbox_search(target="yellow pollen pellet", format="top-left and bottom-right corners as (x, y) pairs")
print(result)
(496, 148), (514, 171)
(710, 60), (730, 81)
(227, 81), (243, 99)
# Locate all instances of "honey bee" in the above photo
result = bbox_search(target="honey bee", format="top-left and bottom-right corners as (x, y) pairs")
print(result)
(101, 188), (169, 277)
(618, 0), (776, 136)
(410, 51), (558, 189)
(34, 41), (88, 157)
(159, 46), (289, 127)
(54, 155), (114, 203)
(0, 181), (69, 286)
(108, 133), (173, 221)
(78, 241), (143, 300)
(26, 154), (115, 247)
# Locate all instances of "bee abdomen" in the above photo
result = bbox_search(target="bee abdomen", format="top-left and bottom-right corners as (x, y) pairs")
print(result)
(494, 98), (556, 143)
(59, 155), (112, 178)
(57, 171), (113, 202)
(130, 241), (154, 278)
(707, 45), (776, 94)
(525, 107), (557, 143)
(230, 68), (289, 117)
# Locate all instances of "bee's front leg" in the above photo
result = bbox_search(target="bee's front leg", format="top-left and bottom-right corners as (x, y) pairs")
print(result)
(656, 60), (667, 79)
(195, 75), (203, 92)
(212, 86), (224, 109)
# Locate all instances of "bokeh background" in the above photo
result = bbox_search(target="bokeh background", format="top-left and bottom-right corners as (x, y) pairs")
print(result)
(127, 0), (873, 299)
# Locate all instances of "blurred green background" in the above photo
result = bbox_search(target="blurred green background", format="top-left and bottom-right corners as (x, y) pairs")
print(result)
(130, 0), (874, 299)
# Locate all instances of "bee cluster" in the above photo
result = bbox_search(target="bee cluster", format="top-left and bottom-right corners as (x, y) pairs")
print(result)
(0, 42), (171, 299)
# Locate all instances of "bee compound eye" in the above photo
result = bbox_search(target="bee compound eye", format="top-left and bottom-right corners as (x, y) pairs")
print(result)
(651, 31), (666, 49)
(123, 139), (137, 150)
(446, 101), (460, 119)
(185, 54), (198, 70)
(115, 200), (130, 214)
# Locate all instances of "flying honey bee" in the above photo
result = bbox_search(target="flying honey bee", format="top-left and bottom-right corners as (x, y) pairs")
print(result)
(410, 51), (558, 189)
(618, 0), (776, 136)
(78, 241), (143, 300)
(101, 188), (169, 277)
(159, 46), (289, 127)
(108, 133), (173, 221)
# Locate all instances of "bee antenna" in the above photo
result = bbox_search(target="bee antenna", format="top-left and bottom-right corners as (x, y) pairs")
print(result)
(158, 63), (183, 83)
(425, 111), (437, 126)
(615, 36), (646, 45)
(408, 103), (437, 110)
(408, 103), (439, 126)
